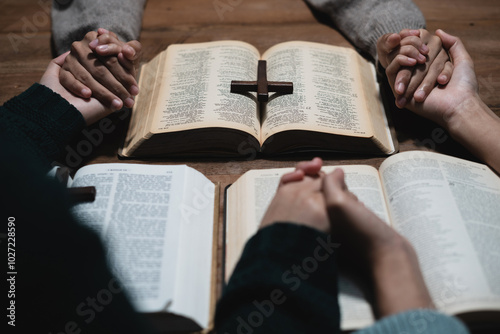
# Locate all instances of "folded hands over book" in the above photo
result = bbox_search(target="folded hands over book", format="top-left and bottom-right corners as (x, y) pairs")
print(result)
(42, 28), (143, 125)
(260, 157), (434, 318)
(379, 29), (500, 173)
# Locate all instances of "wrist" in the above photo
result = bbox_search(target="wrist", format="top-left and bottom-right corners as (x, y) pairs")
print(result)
(444, 93), (490, 135)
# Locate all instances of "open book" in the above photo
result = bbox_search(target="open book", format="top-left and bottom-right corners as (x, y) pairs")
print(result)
(225, 151), (500, 330)
(120, 41), (397, 158)
(69, 164), (219, 333)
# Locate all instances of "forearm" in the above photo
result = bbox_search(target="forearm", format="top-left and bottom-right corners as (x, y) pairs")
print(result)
(215, 223), (340, 333)
(52, 0), (147, 54)
(371, 236), (433, 317)
(447, 96), (500, 174)
(0, 84), (85, 169)
(303, 0), (425, 61)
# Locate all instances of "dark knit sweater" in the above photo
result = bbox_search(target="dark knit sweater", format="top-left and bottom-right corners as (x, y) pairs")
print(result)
(1, 85), (469, 333)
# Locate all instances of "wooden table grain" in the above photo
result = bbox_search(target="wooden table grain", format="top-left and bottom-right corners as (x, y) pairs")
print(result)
(1, 0), (499, 327)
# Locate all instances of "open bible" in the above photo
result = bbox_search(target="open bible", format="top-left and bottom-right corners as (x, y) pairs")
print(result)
(120, 41), (397, 158)
(225, 151), (500, 331)
(69, 164), (219, 333)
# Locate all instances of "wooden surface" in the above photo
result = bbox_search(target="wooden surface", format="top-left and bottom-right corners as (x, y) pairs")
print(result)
(0, 0), (499, 325)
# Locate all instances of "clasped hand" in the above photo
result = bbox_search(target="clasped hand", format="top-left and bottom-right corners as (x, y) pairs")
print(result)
(260, 158), (399, 270)
(40, 28), (142, 125)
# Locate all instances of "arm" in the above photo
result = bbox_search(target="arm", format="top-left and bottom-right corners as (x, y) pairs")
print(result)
(387, 30), (500, 174)
(51, 0), (147, 55)
(303, 0), (425, 61)
(215, 164), (341, 333)
(0, 51), (113, 168)
(378, 29), (453, 108)
(321, 168), (470, 334)
(60, 29), (142, 117)
(0, 66), (154, 334)
(304, 1), (452, 108)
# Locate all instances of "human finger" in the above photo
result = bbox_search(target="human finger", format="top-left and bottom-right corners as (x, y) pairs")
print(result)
(413, 49), (449, 102)
(64, 49), (124, 110)
(123, 40), (142, 62)
(385, 55), (417, 104)
(98, 54), (139, 98)
(377, 33), (401, 69)
(398, 29), (421, 39)
(399, 35), (429, 55)
(280, 170), (305, 185)
(401, 34), (443, 102)
(59, 66), (92, 99)
(97, 28), (119, 40)
(437, 60), (453, 85)
(72, 38), (136, 104)
(91, 34), (125, 56)
(295, 157), (323, 176)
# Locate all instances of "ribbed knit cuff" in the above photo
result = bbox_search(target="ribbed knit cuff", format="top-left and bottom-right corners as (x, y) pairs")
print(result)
(354, 309), (470, 334)
(3, 83), (85, 164)
(304, 0), (426, 62)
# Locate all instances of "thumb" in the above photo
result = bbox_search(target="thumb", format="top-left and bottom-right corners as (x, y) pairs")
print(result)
(123, 41), (142, 61)
(436, 29), (473, 67)
(40, 52), (69, 82)
(322, 168), (348, 206)
(377, 33), (401, 68)
(52, 51), (70, 67)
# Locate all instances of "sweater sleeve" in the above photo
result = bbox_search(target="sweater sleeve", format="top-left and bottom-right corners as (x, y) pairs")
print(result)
(51, 0), (147, 55)
(0, 83), (85, 169)
(303, 0), (426, 61)
(354, 309), (470, 334)
(215, 223), (341, 333)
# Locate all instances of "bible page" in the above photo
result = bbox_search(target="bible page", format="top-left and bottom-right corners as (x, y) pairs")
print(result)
(71, 164), (215, 328)
(260, 41), (373, 142)
(226, 165), (390, 329)
(151, 41), (261, 140)
(379, 151), (500, 315)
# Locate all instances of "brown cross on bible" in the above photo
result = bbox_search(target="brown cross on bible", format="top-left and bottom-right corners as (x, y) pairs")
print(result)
(230, 60), (293, 102)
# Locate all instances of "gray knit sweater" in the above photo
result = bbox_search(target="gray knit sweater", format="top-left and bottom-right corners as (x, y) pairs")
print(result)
(52, 0), (425, 61)
(51, 0), (147, 55)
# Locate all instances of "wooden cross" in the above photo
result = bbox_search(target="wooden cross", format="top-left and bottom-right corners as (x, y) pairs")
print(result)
(55, 166), (96, 204)
(230, 60), (293, 102)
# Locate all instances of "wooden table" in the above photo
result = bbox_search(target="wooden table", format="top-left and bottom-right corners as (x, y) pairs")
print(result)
(1, 0), (499, 329)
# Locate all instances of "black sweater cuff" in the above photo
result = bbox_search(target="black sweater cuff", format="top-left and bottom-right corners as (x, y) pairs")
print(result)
(216, 223), (340, 333)
(1, 83), (85, 167)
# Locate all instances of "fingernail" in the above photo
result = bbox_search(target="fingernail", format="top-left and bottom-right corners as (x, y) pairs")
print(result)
(397, 82), (405, 94)
(125, 98), (135, 108)
(418, 54), (427, 63)
(410, 29), (420, 35)
(97, 44), (109, 52)
(415, 89), (426, 100)
(124, 45), (135, 57)
(130, 85), (139, 96)
(112, 99), (122, 110)
(81, 88), (91, 96)
(89, 39), (98, 48)
(420, 44), (429, 53)
(439, 75), (447, 83)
